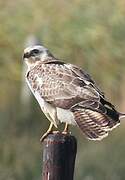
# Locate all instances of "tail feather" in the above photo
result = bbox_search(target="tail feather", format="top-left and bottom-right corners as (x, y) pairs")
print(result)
(71, 99), (122, 140)
(72, 108), (120, 141)
(119, 113), (125, 119)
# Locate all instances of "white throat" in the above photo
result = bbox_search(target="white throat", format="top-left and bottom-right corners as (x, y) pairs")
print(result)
(25, 51), (48, 70)
(25, 60), (40, 70)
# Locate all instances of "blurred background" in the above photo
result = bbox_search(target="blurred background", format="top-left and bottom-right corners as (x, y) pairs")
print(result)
(1, 0), (125, 179)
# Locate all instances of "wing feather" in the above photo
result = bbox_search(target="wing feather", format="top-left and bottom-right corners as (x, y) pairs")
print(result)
(27, 62), (100, 109)
(72, 108), (119, 140)
(26, 60), (120, 141)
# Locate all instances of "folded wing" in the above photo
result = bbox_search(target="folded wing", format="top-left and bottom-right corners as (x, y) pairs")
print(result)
(27, 60), (120, 140)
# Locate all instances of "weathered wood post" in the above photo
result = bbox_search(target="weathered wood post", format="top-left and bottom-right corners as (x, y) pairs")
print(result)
(42, 133), (77, 180)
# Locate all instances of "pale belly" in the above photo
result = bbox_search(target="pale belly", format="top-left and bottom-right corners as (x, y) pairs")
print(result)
(34, 91), (76, 127)
(26, 78), (76, 127)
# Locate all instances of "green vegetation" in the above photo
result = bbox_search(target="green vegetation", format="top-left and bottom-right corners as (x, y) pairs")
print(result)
(0, 0), (125, 179)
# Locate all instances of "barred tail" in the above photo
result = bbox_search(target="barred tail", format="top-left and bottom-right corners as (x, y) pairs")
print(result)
(119, 112), (125, 119)
(72, 108), (120, 141)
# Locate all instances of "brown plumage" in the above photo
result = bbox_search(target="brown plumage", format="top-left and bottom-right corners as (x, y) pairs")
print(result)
(23, 45), (125, 141)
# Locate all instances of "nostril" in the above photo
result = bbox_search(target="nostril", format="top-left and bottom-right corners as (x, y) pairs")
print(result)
(23, 52), (30, 59)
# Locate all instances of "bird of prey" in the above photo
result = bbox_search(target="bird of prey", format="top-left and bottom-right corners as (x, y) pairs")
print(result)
(23, 45), (125, 141)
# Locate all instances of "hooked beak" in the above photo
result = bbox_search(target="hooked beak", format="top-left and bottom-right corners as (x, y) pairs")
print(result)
(23, 52), (30, 59)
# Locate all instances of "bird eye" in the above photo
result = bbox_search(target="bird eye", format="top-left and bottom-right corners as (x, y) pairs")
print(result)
(31, 49), (40, 54)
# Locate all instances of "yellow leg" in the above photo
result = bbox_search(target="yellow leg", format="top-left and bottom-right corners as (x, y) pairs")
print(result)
(62, 123), (69, 134)
(40, 122), (53, 142)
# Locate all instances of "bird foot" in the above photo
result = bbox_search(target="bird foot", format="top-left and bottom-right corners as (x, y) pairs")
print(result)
(40, 131), (52, 142)
(40, 131), (60, 142)
(62, 131), (71, 135)
(62, 123), (70, 135)
(52, 131), (60, 134)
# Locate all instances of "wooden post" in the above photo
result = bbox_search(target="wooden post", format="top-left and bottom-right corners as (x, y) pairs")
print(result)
(42, 133), (77, 180)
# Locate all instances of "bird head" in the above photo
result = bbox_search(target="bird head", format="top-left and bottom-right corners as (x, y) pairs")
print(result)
(23, 45), (52, 68)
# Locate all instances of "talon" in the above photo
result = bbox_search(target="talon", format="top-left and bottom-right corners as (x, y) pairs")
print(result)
(40, 132), (52, 142)
(52, 131), (60, 134)
(40, 122), (53, 142)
